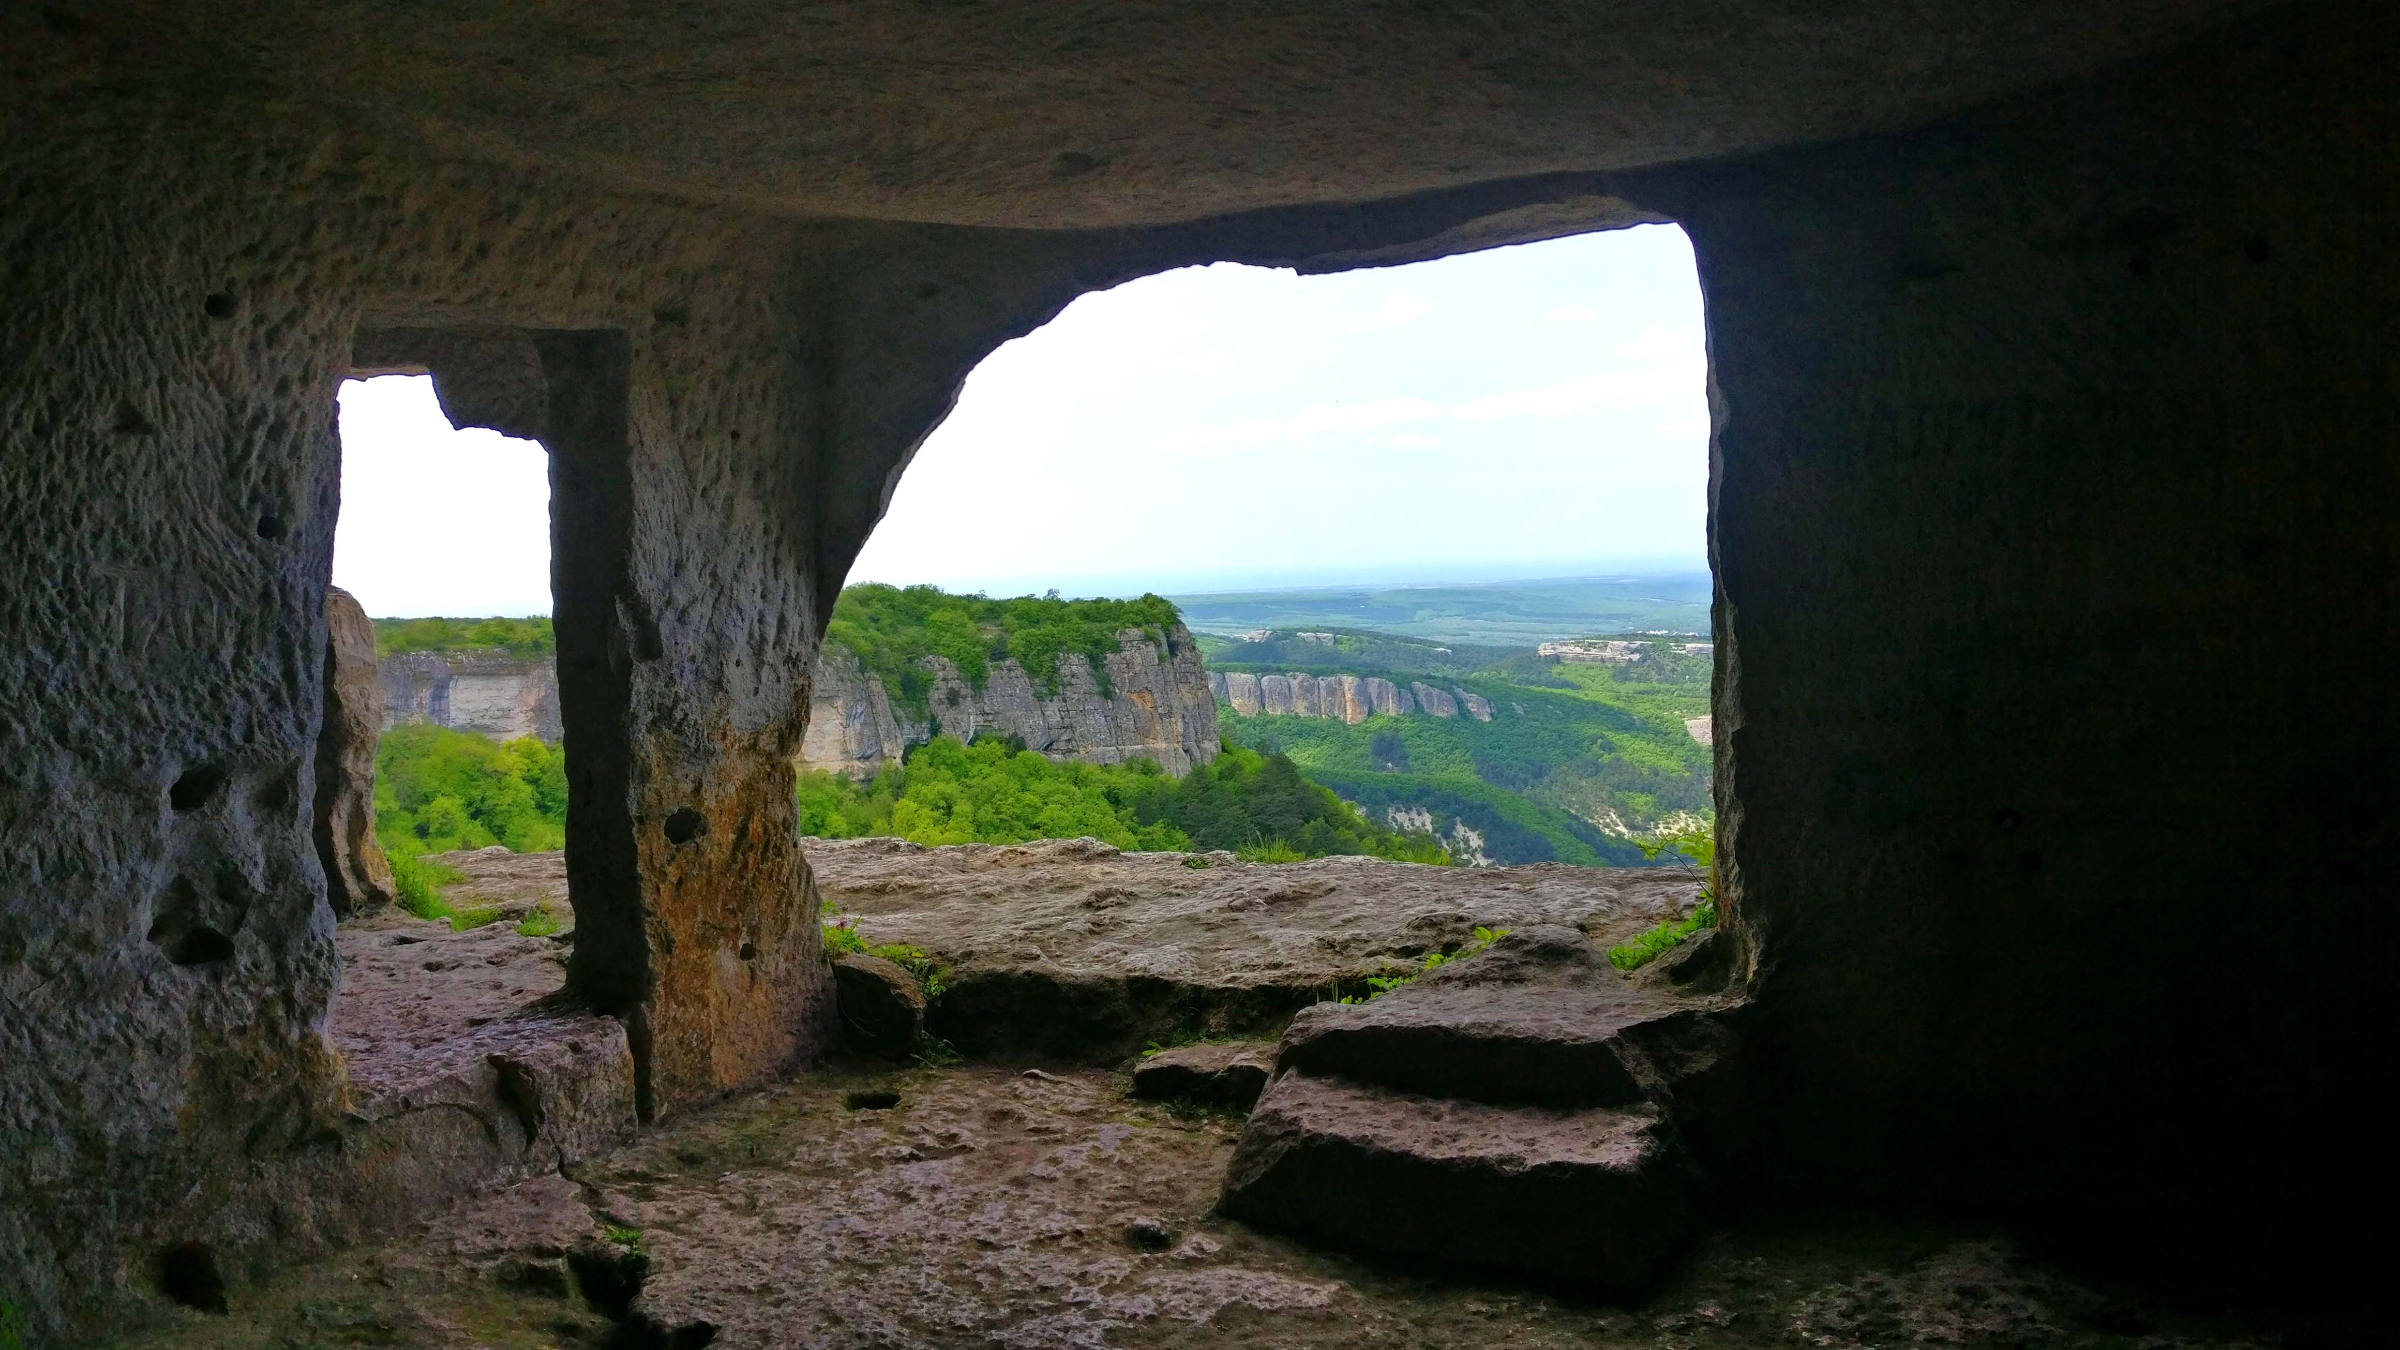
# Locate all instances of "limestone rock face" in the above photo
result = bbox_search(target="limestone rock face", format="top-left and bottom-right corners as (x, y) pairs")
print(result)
(798, 645), (909, 777)
(801, 625), (1220, 777)
(381, 649), (563, 743)
(316, 588), (395, 917)
(1211, 669), (1496, 728)
(1410, 682), (1459, 718)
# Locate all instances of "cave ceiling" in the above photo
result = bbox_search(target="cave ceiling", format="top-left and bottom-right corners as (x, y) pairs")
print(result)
(35, 1), (2250, 225)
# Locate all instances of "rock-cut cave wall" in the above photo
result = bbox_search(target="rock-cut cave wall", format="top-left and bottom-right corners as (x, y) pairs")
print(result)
(2, 0), (2393, 1341)
(0, 97), (840, 1337)
(1632, 0), (2397, 1295)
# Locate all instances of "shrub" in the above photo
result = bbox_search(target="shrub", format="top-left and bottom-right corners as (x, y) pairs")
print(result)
(374, 724), (567, 856)
(373, 615), (554, 660)
(1607, 825), (1718, 969)
(386, 851), (502, 931)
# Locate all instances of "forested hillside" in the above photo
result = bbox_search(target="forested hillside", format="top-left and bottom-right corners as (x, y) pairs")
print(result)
(796, 735), (1447, 862)
(826, 584), (1184, 719)
(1209, 628), (1711, 866)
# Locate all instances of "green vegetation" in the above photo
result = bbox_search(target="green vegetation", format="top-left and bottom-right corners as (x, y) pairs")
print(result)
(372, 615), (554, 659)
(515, 903), (565, 938)
(388, 852), (503, 931)
(1170, 572), (1711, 646)
(375, 723), (568, 855)
(1207, 615), (1713, 866)
(826, 583), (1186, 720)
(1359, 925), (1511, 1000)
(796, 734), (1448, 864)
(372, 723), (562, 928)
(1607, 902), (1716, 971)
(1607, 826), (1719, 970)
(0, 1300), (26, 1350)
(602, 1226), (644, 1255)
(822, 916), (951, 1001)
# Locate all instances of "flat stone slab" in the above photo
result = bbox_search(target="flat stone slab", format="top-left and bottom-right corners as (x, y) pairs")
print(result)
(412, 841), (1705, 1061)
(1219, 1071), (1697, 1294)
(1132, 1042), (1276, 1108)
(334, 906), (575, 1083)
(1276, 926), (1728, 1109)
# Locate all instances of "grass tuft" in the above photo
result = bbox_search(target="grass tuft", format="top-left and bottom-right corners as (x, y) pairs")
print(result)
(515, 903), (564, 938)
(1607, 902), (1716, 970)
(1325, 926), (1511, 1004)
(823, 909), (950, 1001)
(388, 853), (500, 929)
(1607, 824), (1719, 970)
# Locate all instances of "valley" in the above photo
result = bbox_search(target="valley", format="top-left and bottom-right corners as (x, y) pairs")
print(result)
(371, 583), (1711, 873)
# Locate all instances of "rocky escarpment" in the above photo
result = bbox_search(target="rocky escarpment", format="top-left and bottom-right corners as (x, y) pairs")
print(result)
(799, 624), (1220, 777)
(381, 649), (563, 743)
(380, 625), (1218, 779)
(1211, 670), (1494, 724)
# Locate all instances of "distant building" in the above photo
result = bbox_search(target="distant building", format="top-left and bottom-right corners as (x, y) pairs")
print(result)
(1538, 638), (1648, 664)
(1241, 629), (1274, 643)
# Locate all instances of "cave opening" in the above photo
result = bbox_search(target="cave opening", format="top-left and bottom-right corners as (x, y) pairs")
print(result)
(315, 368), (589, 1139)
(837, 221), (1722, 877)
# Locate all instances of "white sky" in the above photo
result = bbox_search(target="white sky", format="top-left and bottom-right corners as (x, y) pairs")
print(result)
(333, 224), (1708, 615)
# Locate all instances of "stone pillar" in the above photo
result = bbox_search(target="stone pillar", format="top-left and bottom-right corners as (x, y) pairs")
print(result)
(315, 586), (396, 917)
(542, 331), (834, 1121)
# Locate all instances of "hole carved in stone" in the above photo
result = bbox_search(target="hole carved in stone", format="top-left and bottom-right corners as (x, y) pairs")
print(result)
(156, 1241), (228, 1313)
(170, 763), (228, 812)
(663, 807), (707, 846)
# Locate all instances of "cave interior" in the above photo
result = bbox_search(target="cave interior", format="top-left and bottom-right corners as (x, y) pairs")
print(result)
(1, 0), (2392, 1342)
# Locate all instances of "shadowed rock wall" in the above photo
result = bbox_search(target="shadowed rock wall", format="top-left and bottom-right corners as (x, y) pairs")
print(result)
(1638, 0), (2396, 1298)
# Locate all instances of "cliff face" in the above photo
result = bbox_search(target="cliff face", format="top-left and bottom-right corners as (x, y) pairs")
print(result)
(379, 626), (1218, 777)
(381, 649), (564, 743)
(797, 644), (910, 776)
(1210, 670), (1495, 724)
(800, 624), (1221, 777)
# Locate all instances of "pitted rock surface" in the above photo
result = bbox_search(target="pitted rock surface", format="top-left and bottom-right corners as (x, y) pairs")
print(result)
(332, 906), (574, 1077)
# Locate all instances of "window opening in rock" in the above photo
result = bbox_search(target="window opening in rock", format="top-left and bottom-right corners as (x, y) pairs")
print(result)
(815, 222), (1723, 1069)
(323, 373), (575, 1108)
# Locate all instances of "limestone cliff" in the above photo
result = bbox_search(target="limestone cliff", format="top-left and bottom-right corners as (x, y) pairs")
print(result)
(381, 649), (564, 743)
(381, 625), (1218, 776)
(1210, 670), (1495, 724)
(799, 624), (1221, 777)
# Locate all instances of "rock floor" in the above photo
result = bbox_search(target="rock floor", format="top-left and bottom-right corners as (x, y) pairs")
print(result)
(121, 1063), (2274, 1350)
